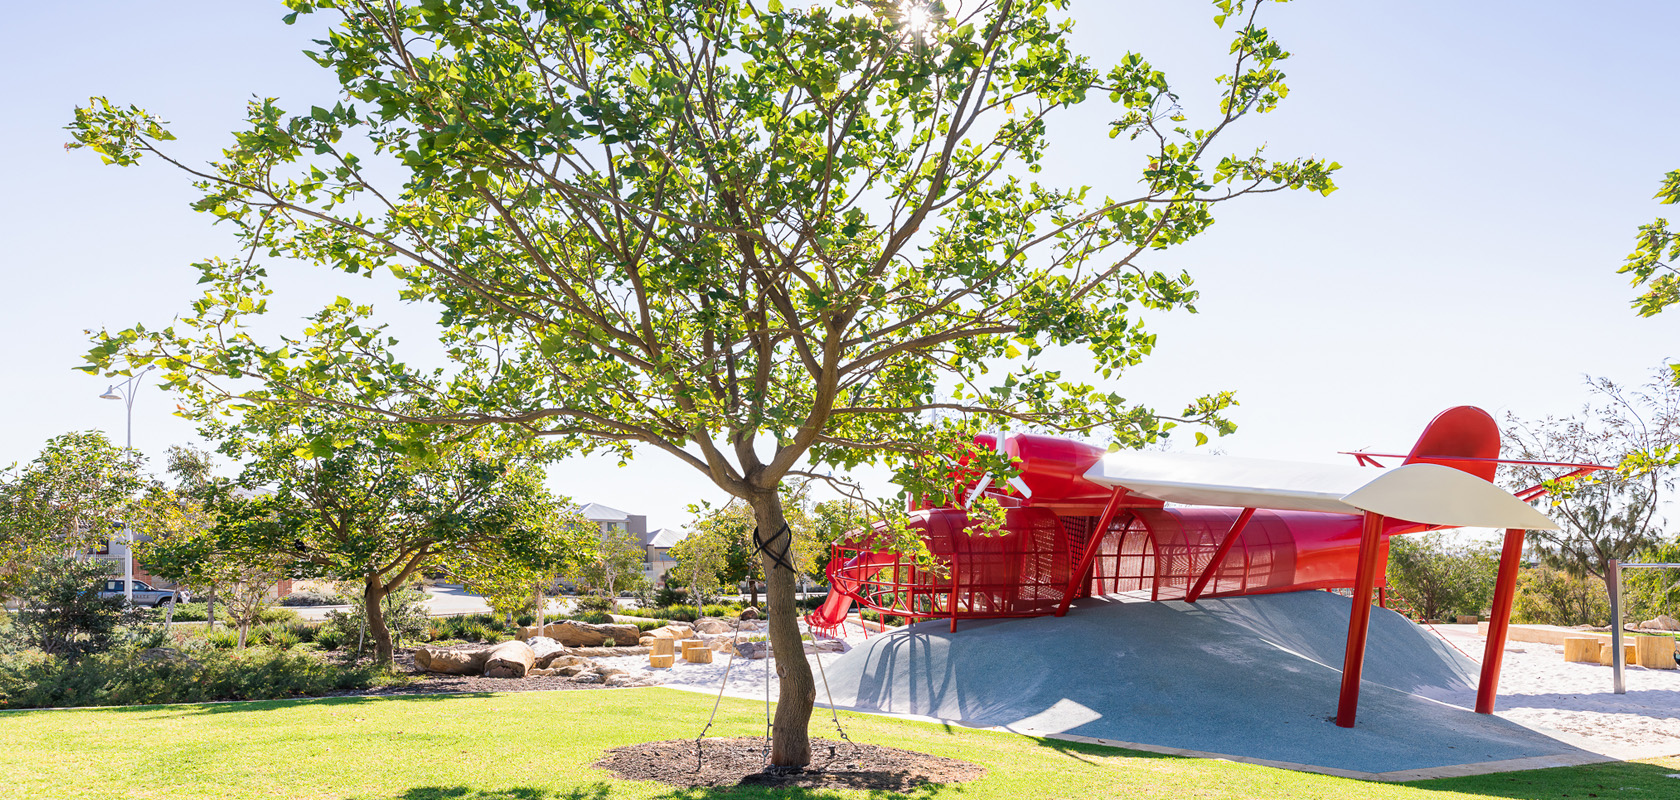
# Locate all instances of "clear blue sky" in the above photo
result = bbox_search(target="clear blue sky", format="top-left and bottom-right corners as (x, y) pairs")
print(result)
(2, 1), (1676, 533)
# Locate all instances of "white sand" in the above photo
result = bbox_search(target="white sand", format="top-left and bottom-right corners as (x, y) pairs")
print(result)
(588, 618), (1680, 760)
(1417, 624), (1680, 759)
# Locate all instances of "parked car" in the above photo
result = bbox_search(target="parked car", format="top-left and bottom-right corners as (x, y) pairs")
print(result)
(97, 579), (189, 608)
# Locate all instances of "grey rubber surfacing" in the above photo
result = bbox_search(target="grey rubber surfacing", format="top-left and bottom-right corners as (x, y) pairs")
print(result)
(817, 591), (1596, 775)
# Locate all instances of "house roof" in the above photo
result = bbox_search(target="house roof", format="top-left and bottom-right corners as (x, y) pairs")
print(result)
(1083, 451), (1558, 531)
(578, 502), (631, 522)
(648, 528), (690, 549)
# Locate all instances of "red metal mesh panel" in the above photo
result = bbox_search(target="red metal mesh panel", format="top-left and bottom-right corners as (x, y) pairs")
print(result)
(829, 507), (1075, 621)
(1089, 513), (1155, 596)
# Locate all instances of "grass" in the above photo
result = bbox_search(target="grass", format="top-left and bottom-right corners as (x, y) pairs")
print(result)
(0, 688), (1676, 800)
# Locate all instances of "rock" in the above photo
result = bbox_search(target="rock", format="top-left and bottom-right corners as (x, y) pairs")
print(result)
(570, 672), (603, 684)
(1658, 615), (1680, 631)
(414, 645), (493, 675)
(736, 620), (762, 632)
(693, 617), (733, 635)
(482, 640), (538, 679)
(528, 668), (555, 677)
(527, 636), (569, 662)
(735, 641), (773, 660)
(731, 639), (845, 659)
(555, 663), (591, 677)
(738, 606), (761, 621)
(604, 674), (641, 686)
(596, 667), (626, 679)
(643, 624), (695, 640)
(545, 621), (644, 648)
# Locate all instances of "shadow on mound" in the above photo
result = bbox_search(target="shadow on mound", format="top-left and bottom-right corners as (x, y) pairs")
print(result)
(819, 591), (1594, 775)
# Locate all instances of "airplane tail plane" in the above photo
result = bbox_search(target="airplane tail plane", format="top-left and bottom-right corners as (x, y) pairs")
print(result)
(1401, 406), (1502, 482)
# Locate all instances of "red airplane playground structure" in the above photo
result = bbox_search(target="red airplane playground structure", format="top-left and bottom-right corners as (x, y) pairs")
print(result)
(806, 407), (1603, 728)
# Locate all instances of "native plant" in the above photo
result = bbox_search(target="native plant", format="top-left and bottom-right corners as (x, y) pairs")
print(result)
(72, 0), (1336, 764)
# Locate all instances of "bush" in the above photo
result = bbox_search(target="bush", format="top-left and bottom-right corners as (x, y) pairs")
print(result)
(576, 610), (613, 625)
(0, 644), (382, 710)
(653, 586), (687, 608)
(1514, 566), (1611, 627)
(5, 557), (142, 660)
(278, 588), (346, 607)
(324, 584), (429, 654)
(573, 595), (615, 613)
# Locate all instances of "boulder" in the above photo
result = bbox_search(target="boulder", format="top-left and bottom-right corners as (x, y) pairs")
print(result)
(545, 621), (644, 648)
(482, 640), (538, 679)
(738, 606), (761, 621)
(693, 617), (733, 635)
(414, 646), (493, 675)
(528, 668), (555, 677)
(555, 663), (592, 677)
(539, 653), (590, 669)
(570, 672), (603, 684)
(642, 624), (695, 640)
(604, 674), (643, 687)
(527, 636), (571, 665)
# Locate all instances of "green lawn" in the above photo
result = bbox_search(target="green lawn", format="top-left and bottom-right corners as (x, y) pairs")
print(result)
(0, 687), (1675, 800)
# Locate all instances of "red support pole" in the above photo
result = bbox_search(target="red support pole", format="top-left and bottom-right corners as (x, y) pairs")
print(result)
(1054, 488), (1126, 617)
(1186, 508), (1256, 603)
(1335, 512), (1386, 728)
(1476, 527), (1526, 714)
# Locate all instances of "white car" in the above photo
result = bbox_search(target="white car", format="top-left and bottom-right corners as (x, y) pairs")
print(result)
(97, 579), (189, 608)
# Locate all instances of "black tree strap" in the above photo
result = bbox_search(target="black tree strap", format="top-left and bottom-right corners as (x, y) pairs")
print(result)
(753, 523), (796, 572)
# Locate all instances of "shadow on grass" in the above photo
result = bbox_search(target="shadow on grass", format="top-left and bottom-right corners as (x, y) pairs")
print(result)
(0, 690), (501, 718)
(1405, 760), (1680, 798)
(389, 784), (953, 800)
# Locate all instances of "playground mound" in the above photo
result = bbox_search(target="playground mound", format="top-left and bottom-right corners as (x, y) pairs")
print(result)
(816, 591), (1599, 776)
(593, 737), (985, 790)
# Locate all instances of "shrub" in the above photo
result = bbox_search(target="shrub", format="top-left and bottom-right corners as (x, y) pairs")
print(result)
(573, 595), (615, 613)
(1514, 566), (1611, 627)
(5, 557), (142, 660)
(576, 610), (613, 625)
(0, 644), (382, 710)
(324, 584), (429, 654)
(653, 586), (687, 607)
(278, 588), (346, 607)
(314, 626), (347, 652)
(205, 628), (241, 650)
(253, 625), (301, 651)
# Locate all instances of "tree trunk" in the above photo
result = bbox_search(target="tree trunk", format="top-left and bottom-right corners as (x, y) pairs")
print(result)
(365, 575), (394, 664)
(749, 491), (815, 769)
(534, 586), (545, 633)
(206, 589), (216, 631)
(749, 580), (760, 609)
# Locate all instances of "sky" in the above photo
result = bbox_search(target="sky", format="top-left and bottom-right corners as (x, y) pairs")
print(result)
(1, 1), (1676, 535)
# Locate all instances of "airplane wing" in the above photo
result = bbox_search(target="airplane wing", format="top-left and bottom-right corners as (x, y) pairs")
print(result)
(1083, 451), (1558, 531)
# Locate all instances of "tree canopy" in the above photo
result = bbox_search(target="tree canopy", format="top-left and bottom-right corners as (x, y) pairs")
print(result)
(72, 0), (1336, 765)
(0, 431), (146, 602)
(1619, 168), (1680, 322)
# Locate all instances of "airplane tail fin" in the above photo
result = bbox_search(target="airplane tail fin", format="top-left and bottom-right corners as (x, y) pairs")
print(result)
(1402, 406), (1501, 482)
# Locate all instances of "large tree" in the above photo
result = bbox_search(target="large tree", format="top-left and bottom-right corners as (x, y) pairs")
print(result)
(1618, 168), (1680, 321)
(73, 0), (1335, 765)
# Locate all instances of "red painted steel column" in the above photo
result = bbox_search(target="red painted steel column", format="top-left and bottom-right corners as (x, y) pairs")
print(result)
(1185, 507), (1256, 603)
(1054, 488), (1126, 617)
(1335, 512), (1385, 728)
(1476, 527), (1526, 714)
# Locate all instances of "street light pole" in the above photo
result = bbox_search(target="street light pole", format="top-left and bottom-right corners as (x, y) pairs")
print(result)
(100, 365), (154, 605)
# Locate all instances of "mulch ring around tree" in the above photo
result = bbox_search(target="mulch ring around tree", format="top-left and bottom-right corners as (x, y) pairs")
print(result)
(594, 737), (986, 791)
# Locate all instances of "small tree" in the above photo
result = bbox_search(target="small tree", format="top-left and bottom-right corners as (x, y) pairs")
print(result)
(0, 431), (146, 602)
(1504, 374), (1680, 626)
(6, 556), (139, 660)
(145, 403), (590, 663)
(667, 525), (730, 614)
(572, 529), (647, 611)
(1385, 533), (1498, 621)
